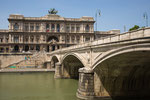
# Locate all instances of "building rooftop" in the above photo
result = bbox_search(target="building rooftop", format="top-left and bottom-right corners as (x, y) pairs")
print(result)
(8, 14), (95, 22)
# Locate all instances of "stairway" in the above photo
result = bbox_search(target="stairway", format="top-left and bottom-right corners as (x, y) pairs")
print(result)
(7, 51), (47, 69)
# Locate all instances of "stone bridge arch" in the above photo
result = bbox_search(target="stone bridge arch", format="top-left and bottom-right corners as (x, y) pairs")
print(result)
(60, 53), (86, 79)
(50, 55), (60, 68)
(92, 43), (150, 99)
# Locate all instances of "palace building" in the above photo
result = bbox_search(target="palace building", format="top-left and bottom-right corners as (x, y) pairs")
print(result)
(0, 14), (120, 53)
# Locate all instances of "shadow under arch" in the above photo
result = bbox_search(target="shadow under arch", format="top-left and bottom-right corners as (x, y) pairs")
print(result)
(93, 45), (150, 100)
(47, 36), (59, 42)
(51, 55), (59, 68)
(61, 54), (85, 79)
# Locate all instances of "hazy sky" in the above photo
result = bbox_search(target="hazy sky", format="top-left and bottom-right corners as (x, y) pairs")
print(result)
(0, 0), (150, 32)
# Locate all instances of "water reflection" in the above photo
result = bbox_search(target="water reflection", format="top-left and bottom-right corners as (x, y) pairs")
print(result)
(0, 72), (79, 100)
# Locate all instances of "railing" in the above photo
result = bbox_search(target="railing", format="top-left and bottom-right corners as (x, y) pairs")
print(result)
(49, 27), (150, 54)
(0, 30), (9, 32)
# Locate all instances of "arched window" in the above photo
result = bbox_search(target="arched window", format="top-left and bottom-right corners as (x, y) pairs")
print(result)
(46, 24), (49, 32)
(30, 35), (34, 43)
(25, 36), (28, 43)
(46, 24), (49, 29)
(25, 45), (29, 52)
(14, 23), (19, 30)
(47, 36), (59, 43)
(85, 25), (90, 32)
(14, 45), (19, 52)
(57, 24), (60, 32)
(36, 45), (40, 51)
(51, 24), (55, 32)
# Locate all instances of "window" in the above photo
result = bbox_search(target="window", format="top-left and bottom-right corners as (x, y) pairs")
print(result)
(76, 27), (80, 32)
(71, 35), (75, 43)
(0, 37), (3, 43)
(85, 25), (90, 32)
(57, 24), (60, 32)
(76, 36), (80, 43)
(30, 25), (34, 31)
(14, 36), (19, 43)
(0, 48), (4, 53)
(36, 45), (40, 51)
(30, 36), (34, 43)
(25, 24), (29, 31)
(66, 35), (70, 43)
(66, 26), (70, 32)
(25, 36), (28, 43)
(6, 48), (9, 52)
(71, 26), (75, 32)
(36, 25), (39, 31)
(51, 24), (55, 32)
(14, 23), (19, 30)
(6, 38), (9, 43)
(85, 36), (90, 41)
(36, 36), (40, 43)
(46, 24), (49, 32)
(30, 46), (34, 50)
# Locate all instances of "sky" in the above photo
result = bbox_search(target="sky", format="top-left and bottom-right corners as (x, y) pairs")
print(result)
(0, 0), (150, 33)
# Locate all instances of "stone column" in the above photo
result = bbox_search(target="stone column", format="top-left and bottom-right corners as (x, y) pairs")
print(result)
(9, 34), (11, 43)
(70, 24), (71, 33)
(55, 24), (57, 32)
(54, 62), (62, 78)
(55, 45), (58, 50)
(77, 67), (95, 99)
(49, 46), (52, 52)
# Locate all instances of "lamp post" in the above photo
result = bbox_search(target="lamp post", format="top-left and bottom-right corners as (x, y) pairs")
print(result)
(143, 12), (148, 27)
(95, 9), (101, 40)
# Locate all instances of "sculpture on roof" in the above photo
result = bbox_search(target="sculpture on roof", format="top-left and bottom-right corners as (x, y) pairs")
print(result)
(48, 8), (58, 14)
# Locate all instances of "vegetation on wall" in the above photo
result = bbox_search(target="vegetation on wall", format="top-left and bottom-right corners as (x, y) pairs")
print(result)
(129, 25), (140, 31)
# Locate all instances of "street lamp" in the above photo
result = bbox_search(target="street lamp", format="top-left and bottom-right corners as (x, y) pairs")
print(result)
(143, 12), (148, 27)
(95, 9), (101, 40)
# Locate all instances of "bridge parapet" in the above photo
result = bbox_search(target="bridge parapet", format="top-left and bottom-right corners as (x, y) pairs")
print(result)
(48, 27), (150, 55)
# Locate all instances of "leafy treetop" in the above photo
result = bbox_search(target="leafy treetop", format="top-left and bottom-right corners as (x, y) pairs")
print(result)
(129, 25), (140, 31)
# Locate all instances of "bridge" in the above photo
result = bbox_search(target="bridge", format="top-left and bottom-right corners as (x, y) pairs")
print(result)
(47, 27), (150, 99)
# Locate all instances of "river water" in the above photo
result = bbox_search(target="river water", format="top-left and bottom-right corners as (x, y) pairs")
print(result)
(0, 72), (80, 100)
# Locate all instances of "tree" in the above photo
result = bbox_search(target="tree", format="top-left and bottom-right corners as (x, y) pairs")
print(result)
(48, 8), (58, 14)
(129, 25), (140, 31)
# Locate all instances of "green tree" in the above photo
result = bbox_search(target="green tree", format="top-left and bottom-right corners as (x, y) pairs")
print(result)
(129, 25), (140, 31)
(48, 8), (58, 14)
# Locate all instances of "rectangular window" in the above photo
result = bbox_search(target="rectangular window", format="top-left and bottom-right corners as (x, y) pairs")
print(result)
(25, 26), (29, 31)
(85, 36), (90, 42)
(0, 38), (3, 43)
(30, 26), (34, 31)
(66, 26), (70, 33)
(36, 26), (39, 31)
(71, 26), (75, 32)
(14, 36), (19, 43)
(76, 27), (80, 32)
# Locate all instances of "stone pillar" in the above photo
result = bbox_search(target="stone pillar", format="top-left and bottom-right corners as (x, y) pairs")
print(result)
(49, 46), (52, 52)
(45, 61), (51, 69)
(55, 45), (58, 50)
(77, 67), (95, 99)
(55, 24), (57, 32)
(54, 62), (62, 78)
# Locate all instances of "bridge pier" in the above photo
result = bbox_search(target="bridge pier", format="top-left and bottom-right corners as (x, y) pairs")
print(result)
(77, 67), (95, 99)
(54, 62), (62, 78)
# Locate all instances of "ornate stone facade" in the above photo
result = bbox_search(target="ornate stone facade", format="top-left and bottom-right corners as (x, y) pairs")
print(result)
(0, 14), (120, 53)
